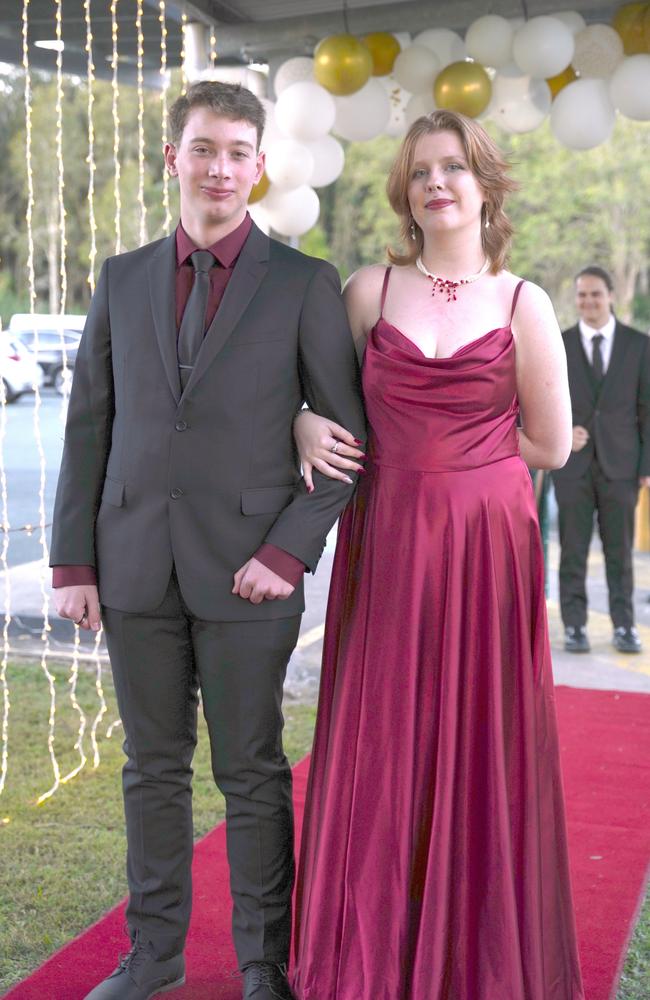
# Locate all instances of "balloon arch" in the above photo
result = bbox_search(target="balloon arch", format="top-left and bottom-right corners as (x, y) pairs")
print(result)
(238, 6), (650, 239)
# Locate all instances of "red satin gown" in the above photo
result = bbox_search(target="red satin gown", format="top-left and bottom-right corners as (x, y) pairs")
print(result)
(292, 272), (585, 1000)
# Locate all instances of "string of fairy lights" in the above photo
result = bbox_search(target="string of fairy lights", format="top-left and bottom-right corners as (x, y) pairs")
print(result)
(1, 1), (210, 808)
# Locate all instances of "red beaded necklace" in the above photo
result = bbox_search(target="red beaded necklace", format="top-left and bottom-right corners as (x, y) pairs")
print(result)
(415, 256), (490, 302)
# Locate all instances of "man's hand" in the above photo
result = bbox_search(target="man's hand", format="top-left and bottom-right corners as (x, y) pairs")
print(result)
(232, 558), (295, 605)
(572, 425), (590, 452)
(53, 584), (101, 631)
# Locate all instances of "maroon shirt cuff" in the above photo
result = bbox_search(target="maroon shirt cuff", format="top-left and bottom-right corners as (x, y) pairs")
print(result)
(254, 544), (306, 588)
(52, 566), (97, 589)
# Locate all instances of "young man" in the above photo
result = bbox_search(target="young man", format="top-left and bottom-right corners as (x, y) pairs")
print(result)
(51, 82), (365, 1000)
(552, 266), (650, 654)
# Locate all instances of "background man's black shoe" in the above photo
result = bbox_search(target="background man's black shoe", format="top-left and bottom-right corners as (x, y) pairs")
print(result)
(83, 946), (185, 999)
(613, 626), (642, 653)
(243, 962), (295, 1000)
(564, 626), (590, 653)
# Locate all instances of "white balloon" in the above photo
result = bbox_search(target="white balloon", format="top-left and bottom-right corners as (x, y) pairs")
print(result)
(265, 139), (315, 190)
(379, 74), (412, 136)
(414, 28), (466, 67)
(305, 134), (345, 187)
(393, 44), (439, 94)
(553, 10), (586, 35)
(260, 98), (286, 149)
(333, 78), (391, 141)
(404, 90), (437, 127)
(274, 81), (336, 141)
(490, 73), (551, 133)
(610, 54), (650, 121)
(550, 77), (615, 149)
(248, 202), (271, 234)
(273, 57), (315, 97)
(513, 16), (575, 78)
(264, 185), (320, 237)
(465, 15), (514, 69)
(573, 24), (624, 79)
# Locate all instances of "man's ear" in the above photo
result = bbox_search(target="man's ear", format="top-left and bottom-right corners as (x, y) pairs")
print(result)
(164, 142), (178, 177)
(254, 150), (266, 185)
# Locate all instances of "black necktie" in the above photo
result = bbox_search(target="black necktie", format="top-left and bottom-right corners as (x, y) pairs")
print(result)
(592, 333), (604, 383)
(178, 250), (215, 390)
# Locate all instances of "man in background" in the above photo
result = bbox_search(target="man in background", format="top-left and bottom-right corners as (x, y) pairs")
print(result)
(552, 266), (650, 654)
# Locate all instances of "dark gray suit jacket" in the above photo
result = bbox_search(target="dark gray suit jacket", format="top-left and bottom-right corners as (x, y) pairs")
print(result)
(553, 321), (650, 482)
(50, 223), (366, 620)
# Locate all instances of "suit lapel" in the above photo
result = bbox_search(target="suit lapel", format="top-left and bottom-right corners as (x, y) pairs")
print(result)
(182, 223), (270, 397)
(147, 234), (181, 403)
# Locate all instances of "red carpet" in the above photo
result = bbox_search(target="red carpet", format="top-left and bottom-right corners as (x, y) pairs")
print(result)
(4, 686), (649, 1000)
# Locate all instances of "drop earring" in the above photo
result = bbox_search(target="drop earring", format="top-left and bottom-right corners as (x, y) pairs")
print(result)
(409, 219), (416, 241)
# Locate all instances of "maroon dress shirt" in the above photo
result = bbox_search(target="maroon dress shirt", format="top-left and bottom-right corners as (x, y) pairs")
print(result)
(53, 215), (305, 591)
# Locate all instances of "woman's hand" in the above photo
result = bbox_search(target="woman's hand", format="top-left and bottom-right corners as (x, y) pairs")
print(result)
(294, 410), (365, 492)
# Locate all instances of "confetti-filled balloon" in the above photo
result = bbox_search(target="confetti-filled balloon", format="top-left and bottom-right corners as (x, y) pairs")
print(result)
(434, 61), (492, 118)
(573, 24), (624, 78)
(314, 34), (373, 96)
(273, 57), (315, 97)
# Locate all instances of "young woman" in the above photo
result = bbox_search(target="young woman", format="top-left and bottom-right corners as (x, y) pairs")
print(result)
(291, 111), (584, 1000)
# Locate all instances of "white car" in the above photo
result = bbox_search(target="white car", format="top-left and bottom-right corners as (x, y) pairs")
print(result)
(0, 335), (44, 403)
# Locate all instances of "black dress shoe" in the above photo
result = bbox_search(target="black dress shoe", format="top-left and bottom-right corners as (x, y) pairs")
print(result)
(564, 626), (590, 653)
(613, 626), (642, 653)
(83, 946), (185, 999)
(242, 962), (295, 1000)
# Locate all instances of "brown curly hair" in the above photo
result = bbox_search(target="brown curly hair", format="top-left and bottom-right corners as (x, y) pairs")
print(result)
(387, 110), (517, 274)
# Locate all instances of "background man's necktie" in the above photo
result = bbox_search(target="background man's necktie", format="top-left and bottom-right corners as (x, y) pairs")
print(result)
(178, 250), (215, 390)
(592, 333), (604, 384)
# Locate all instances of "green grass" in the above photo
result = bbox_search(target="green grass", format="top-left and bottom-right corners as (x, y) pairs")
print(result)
(617, 888), (650, 999)
(0, 659), (647, 997)
(0, 659), (316, 991)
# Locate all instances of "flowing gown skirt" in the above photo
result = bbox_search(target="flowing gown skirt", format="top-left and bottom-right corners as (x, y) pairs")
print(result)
(292, 314), (584, 1000)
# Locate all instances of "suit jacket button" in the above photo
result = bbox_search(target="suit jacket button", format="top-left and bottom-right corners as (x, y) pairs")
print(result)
(175, 420), (187, 432)
(170, 487), (183, 499)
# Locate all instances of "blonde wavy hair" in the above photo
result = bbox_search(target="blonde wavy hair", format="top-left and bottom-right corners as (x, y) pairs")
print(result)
(387, 110), (517, 274)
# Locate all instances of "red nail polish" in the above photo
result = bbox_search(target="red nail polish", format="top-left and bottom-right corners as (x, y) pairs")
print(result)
(354, 438), (363, 445)
(358, 468), (367, 474)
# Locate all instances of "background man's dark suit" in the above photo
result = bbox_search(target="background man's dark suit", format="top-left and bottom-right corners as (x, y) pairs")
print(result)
(50, 220), (366, 968)
(552, 320), (650, 631)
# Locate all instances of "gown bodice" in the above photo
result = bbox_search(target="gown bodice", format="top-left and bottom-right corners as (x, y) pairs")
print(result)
(362, 275), (524, 474)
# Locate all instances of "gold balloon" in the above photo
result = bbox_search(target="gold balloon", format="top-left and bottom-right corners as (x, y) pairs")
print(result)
(361, 32), (401, 76)
(249, 171), (270, 205)
(433, 61), (492, 118)
(612, 2), (649, 54)
(314, 34), (373, 96)
(546, 65), (578, 99)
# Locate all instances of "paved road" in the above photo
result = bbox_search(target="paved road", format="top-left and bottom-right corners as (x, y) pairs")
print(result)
(0, 390), (65, 568)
